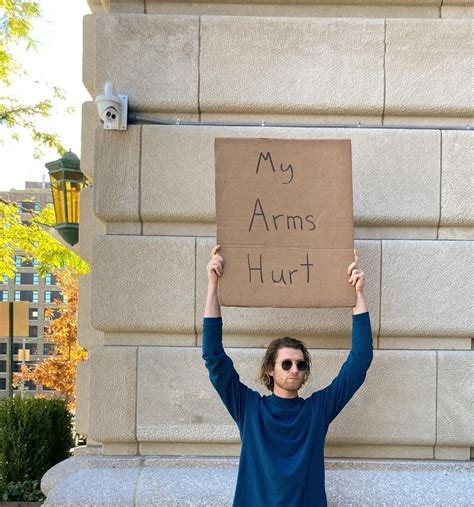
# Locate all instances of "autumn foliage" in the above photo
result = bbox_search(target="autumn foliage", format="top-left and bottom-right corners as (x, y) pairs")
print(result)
(13, 268), (87, 410)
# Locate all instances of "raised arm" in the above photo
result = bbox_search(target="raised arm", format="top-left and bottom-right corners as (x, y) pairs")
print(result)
(319, 251), (373, 426)
(204, 245), (223, 318)
(202, 245), (251, 427)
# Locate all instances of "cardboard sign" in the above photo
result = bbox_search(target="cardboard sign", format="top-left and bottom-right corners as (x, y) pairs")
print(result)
(215, 138), (355, 308)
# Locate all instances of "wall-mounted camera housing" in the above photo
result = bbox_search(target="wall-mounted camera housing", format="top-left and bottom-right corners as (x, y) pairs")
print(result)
(95, 82), (128, 130)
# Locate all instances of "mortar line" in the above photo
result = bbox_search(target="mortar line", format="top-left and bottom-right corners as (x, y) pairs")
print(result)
(434, 350), (438, 458)
(436, 130), (443, 239)
(439, 0), (444, 18)
(377, 240), (383, 349)
(381, 19), (387, 126)
(134, 346), (139, 460)
(132, 455), (144, 506)
(194, 236), (198, 346)
(144, 1), (147, 14)
(198, 16), (202, 122)
(138, 125), (143, 235)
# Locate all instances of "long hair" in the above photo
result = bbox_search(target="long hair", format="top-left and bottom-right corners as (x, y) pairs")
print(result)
(259, 336), (311, 392)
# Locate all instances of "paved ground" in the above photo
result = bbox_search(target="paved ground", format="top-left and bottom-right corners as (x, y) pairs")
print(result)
(43, 453), (474, 506)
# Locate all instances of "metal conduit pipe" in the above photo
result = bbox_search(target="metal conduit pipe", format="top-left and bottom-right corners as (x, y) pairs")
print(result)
(128, 113), (472, 131)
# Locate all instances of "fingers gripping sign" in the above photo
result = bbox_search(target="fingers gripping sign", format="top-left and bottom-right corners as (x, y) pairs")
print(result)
(207, 245), (225, 285)
(347, 248), (365, 293)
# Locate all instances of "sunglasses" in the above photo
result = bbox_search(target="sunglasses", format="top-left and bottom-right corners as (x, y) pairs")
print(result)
(276, 359), (309, 371)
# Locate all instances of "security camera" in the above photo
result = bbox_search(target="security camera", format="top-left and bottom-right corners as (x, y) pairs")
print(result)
(95, 82), (128, 130)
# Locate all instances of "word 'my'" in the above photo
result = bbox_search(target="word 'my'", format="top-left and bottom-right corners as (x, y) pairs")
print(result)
(256, 151), (294, 184)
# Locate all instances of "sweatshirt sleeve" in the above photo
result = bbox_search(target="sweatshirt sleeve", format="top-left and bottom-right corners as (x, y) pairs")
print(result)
(202, 317), (250, 428)
(318, 311), (373, 427)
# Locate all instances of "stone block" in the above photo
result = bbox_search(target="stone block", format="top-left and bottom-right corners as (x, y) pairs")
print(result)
(380, 241), (474, 337)
(434, 446), (471, 460)
(93, 125), (141, 223)
(437, 351), (474, 446)
(324, 350), (436, 446)
(91, 235), (195, 333)
(102, 443), (139, 455)
(78, 273), (104, 351)
(137, 346), (436, 447)
(440, 131), (474, 226)
(442, 6), (474, 18)
(385, 19), (474, 119)
(80, 102), (99, 179)
(44, 468), (139, 506)
(141, 126), (440, 229)
(200, 16), (384, 116)
(82, 15), (95, 97)
(379, 337), (471, 350)
(325, 445), (433, 459)
(88, 346), (137, 442)
(75, 359), (90, 436)
(90, 14), (199, 112)
(196, 237), (381, 339)
(102, 0), (145, 13)
(147, 1), (440, 19)
(78, 186), (106, 264)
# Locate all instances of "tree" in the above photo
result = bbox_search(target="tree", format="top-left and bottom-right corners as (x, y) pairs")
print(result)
(0, 199), (88, 277)
(0, 0), (65, 157)
(1, 199), (89, 409)
(13, 267), (86, 410)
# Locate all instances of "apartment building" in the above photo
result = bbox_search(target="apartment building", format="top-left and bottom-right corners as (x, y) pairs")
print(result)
(0, 181), (62, 398)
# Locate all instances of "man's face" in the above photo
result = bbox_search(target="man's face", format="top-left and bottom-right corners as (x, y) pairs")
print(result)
(268, 347), (306, 395)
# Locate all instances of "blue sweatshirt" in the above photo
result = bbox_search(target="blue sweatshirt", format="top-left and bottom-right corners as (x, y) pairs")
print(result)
(202, 312), (373, 507)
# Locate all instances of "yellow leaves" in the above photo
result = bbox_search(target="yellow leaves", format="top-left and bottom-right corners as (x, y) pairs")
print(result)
(14, 267), (87, 410)
(0, 200), (89, 278)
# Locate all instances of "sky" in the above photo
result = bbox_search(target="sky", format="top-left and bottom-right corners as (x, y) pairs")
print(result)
(0, 0), (91, 191)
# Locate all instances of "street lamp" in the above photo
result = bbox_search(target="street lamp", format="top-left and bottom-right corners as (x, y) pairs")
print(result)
(45, 151), (87, 246)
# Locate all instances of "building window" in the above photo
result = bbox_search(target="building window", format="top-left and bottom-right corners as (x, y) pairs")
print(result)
(14, 290), (38, 302)
(33, 259), (39, 267)
(0, 360), (6, 373)
(44, 274), (55, 285)
(19, 201), (37, 212)
(52, 291), (62, 303)
(13, 343), (37, 355)
(25, 380), (36, 390)
(43, 343), (55, 355)
(0, 378), (6, 390)
(0, 343), (6, 354)
(0, 290), (8, 301)
(29, 308), (38, 320)
(16, 273), (37, 285)
(44, 291), (51, 303)
(15, 255), (22, 268)
(2, 275), (8, 284)
(34, 202), (41, 212)
(29, 326), (38, 338)
(42, 385), (52, 391)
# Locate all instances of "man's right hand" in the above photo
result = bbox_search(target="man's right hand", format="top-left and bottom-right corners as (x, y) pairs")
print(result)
(207, 245), (225, 286)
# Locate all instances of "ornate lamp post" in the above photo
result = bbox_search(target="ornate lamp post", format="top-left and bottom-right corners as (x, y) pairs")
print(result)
(45, 151), (86, 246)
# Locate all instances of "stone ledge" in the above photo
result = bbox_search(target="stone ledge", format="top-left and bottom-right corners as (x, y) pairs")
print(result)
(42, 454), (474, 506)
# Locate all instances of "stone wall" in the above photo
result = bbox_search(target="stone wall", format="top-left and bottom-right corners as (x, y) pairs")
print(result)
(77, 0), (474, 462)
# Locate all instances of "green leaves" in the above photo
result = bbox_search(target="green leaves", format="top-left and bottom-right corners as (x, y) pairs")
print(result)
(0, 199), (89, 278)
(0, 0), (41, 84)
(0, 1), (67, 158)
(0, 397), (73, 501)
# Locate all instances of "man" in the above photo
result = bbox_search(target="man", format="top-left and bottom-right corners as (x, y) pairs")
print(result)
(203, 245), (372, 507)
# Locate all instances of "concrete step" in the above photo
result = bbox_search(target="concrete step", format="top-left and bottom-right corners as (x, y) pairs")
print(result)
(42, 451), (473, 506)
